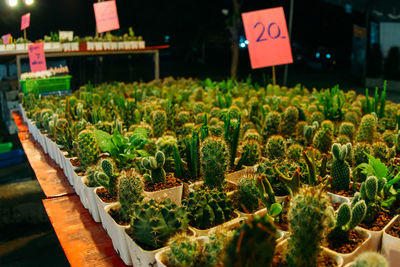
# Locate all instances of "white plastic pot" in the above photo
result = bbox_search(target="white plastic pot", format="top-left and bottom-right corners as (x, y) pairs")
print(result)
(226, 165), (257, 185)
(117, 42), (125, 50)
(94, 42), (103, 51)
(62, 43), (71, 51)
(191, 211), (242, 237)
(323, 227), (372, 265)
(6, 44), (15, 51)
(110, 42), (118, 50)
(0, 44), (5, 51)
(81, 177), (101, 222)
(87, 42), (94, 51)
(44, 43), (52, 51)
(104, 203), (131, 265)
(143, 183), (183, 205)
(72, 166), (82, 196)
(94, 187), (118, 231)
(51, 42), (62, 50)
(70, 42), (79, 51)
(138, 40), (145, 49)
(380, 215), (400, 267)
(16, 43), (25, 51)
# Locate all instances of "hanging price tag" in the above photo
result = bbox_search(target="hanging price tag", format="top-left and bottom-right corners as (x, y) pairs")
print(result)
(93, 0), (120, 33)
(28, 43), (47, 72)
(2, 34), (11, 44)
(21, 13), (31, 30)
(242, 7), (293, 69)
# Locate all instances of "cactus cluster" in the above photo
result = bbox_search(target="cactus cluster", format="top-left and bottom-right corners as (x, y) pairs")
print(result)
(237, 177), (262, 213)
(282, 106), (299, 138)
(182, 189), (234, 229)
(200, 137), (230, 188)
(354, 142), (372, 166)
(141, 151), (167, 184)
(77, 129), (101, 168)
(372, 142), (389, 163)
(94, 159), (119, 197)
(360, 176), (385, 224)
(352, 252), (388, 267)
(313, 127), (333, 154)
(239, 139), (261, 167)
(339, 122), (356, 141)
(152, 109), (167, 138)
(331, 143), (352, 190)
(118, 170), (143, 222)
(129, 199), (189, 250)
(357, 114), (376, 143)
(265, 135), (286, 160)
(262, 111), (281, 140)
(287, 144), (303, 162)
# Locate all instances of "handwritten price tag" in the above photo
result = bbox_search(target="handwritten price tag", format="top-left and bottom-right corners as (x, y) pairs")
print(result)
(93, 1), (120, 33)
(2, 34), (11, 44)
(242, 7), (293, 69)
(28, 43), (47, 72)
(21, 13), (31, 30)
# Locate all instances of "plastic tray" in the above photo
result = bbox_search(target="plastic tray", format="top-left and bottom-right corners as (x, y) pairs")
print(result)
(20, 75), (72, 94)
(0, 149), (25, 168)
(0, 142), (13, 153)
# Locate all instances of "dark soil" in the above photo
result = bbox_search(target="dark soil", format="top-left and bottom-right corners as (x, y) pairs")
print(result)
(359, 210), (394, 231)
(330, 202), (341, 211)
(275, 210), (289, 231)
(144, 173), (181, 192)
(327, 188), (354, 198)
(327, 230), (366, 254)
(109, 207), (129, 226)
(387, 218), (400, 238)
(224, 182), (237, 192)
(70, 158), (81, 167)
(96, 187), (118, 203)
(272, 249), (337, 266)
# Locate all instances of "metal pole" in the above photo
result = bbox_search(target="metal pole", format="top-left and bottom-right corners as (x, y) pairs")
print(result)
(16, 55), (21, 89)
(283, 0), (294, 86)
(154, 50), (160, 80)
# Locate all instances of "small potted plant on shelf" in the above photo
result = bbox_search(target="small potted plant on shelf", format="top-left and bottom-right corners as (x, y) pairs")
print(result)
(86, 36), (94, 51)
(117, 36), (125, 50)
(5, 36), (15, 51)
(138, 35), (145, 49)
(43, 35), (52, 50)
(344, 251), (388, 267)
(70, 36), (79, 51)
(50, 32), (61, 50)
(0, 38), (6, 51)
(94, 36), (103, 51)
(60, 37), (71, 52)
(15, 37), (26, 51)
(124, 199), (189, 267)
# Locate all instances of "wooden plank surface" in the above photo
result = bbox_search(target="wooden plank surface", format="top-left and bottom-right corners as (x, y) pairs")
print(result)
(43, 195), (127, 267)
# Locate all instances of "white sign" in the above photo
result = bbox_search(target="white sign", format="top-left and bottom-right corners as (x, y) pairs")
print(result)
(59, 31), (74, 41)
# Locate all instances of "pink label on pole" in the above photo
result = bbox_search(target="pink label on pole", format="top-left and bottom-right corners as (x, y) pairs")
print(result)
(242, 7), (293, 69)
(2, 34), (11, 44)
(93, 1), (120, 33)
(28, 43), (47, 72)
(21, 13), (31, 30)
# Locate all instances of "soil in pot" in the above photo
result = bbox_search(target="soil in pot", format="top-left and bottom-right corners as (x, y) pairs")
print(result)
(327, 187), (355, 198)
(327, 230), (366, 254)
(330, 202), (341, 211)
(109, 207), (129, 226)
(97, 187), (118, 203)
(274, 210), (289, 232)
(71, 158), (81, 167)
(144, 173), (181, 192)
(359, 210), (394, 231)
(272, 249), (338, 267)
(386, 218), (400, 238)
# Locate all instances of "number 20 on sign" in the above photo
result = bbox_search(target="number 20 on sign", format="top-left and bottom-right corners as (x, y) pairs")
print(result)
(242, 7), (293, 69)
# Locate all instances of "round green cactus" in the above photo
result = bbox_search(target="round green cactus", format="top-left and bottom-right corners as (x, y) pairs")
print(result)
(118, 170), (143, 222)
(266, 135), (286, 160)
(357, 114), (376, 143)
(200, 136), (230, 188)
(175, 111), (191, 127)
(193, 101), (205, 114)
(321, 120), (334, 133)
(339, 122), (356, 141)
(287, 143), (303, 162)
(166, 234), (199, 267)
(331, 143), (351, 190)
(141, 151), (167, 184)
(353, 252), (388, 267)
(372, 142), (389, 163)
(354, 142), (372, 166)
(243, 129), (262, 143)
(382, 130), (395, 148)
(313, 128), (333, 154)
(151, 109), (167, 138)
(239, 139), (261, 166)
(262, 111), (281, 140)
(309, 111), (325, 124)
(282, 106), (299, 138)
(345, 111), (359, 126)
(77, 129), (101, 168)
(237, 177), (262, 213)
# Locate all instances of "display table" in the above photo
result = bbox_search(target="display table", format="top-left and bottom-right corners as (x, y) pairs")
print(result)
(12, 111), (128, 267)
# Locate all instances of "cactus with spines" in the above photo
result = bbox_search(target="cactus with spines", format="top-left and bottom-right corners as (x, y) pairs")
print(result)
(176, 110), (191, 127)
(128, 123), (152, 137)
(288, 143), (303, 162)
(310, 111), (325, 124)
(182, 189), (234, 229)
(95, 159), (119, 197)
(372, 142), (389, 163)
(313, 127), (333, 154)
(166, 234), (200, 267)
(141, 151), (167, 184)
(354, 142), (372, 166)
(296, 121), (307, 139)
(77, 129), (101, 168)
(156, 135), (178, 158)
(321, 120), (334, 133)
(242, 121), (255, 134)
(118, 170), (143, 222)
(331, 143), (351, 190)
(237, 177), (262, 213)
(303, 123), (317, 146)
(360, 176), (385, 224)
(239, 139), (261, 166)
(262, 111), (281, 140)
(195, 112), (206, 124)
(286, 186), (333, 267)
(193, 101), (205, 114)
(345, 111), (359, 126)
(266, 135), (286, 160)
(308, 104), (318, 113)
(129, 199), (189, 250)
(96, 121), (113, 134)
(200, 136), (230, 188)
(382, 130), (395, 148)
(339, 122), (356, 141)
(243, 129), (262, 143)
(228, 105), (241, 120)
(282, 106), (299, 138)
(151, 109), (167, 138)
(352, 252), (388, 267)
(224, 214), (277, 267)
(328, 198), (367, 241)
(357, 114), (377, 143)
(395, 130), (400, 154)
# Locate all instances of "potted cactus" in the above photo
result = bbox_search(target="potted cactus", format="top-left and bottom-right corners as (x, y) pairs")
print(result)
(86, 36), (94, 51)
(124, 199), (190, 267)
(70, 36), (79, 51)
(344, 251), (388, 267)
(141, 150), (183, 205)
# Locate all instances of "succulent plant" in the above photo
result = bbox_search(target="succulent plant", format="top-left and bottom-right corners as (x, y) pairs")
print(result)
(382, 130), (395, 148)
(354, 142), (372, 166)
(360, 176), (386, 224)
(310, 111), (325, 124)
(282, 106), (299, 138)
(243, 129), (262, 143)
(118, 170), (143, 222)
(200, 136), (230, 188)
(286, 186), (333, 267)
(339, 122), (356, 141)
(141, 151), (167, 184)
(129, 199), (189, 250)
(152, 109), (167, 138)
(287, 143), (303, 162)
(239, 139), (261, 167)
(176, 111), (191, 127)
(182, 189), (234, 229)
(262, 111), (281, 140)
(372, 142), (389, 163)
(265, 135), (286, 160)
(237, 177), (262, 213)
(352, 252), (388, 267)
(313, 127), (333, 154)
(224, 214), (277, 267)
(357, 114), (376, 143)
(77, 129), (101, 168)
(331, 143), (351, 191)
(166, 234), (200, 267)
(345, 111), (359, 126)
(94, 159), (119, 197)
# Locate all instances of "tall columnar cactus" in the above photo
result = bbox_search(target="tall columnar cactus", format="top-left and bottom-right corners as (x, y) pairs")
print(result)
(286, 186), (332, 267)
(329, 198), (367, 240)
(224, 215), (277, 266)
(129, 199), (189, 250)
(282, 106), (299, 138)
(152, 109), (167, 138)
(200, 136), (230, 188)
(339, 122), (356, 141)
(357, 114), (376, 143)
(313, 127), (333, 154)
(94, 159), (119, 197)
(262, 111), (281, 140)
(265, 135), (286, 160)
(239, 139), (261, 167)
(360, 176), (385, 224)
(321, 120), (334, 133)
(182, 189), (234, 229)
(141, 151), (167, 184)
(331, 143), (351, 191)
(310, 111), (325, 124)
(77, 129), (101, 168)
(353, 252), (388, 267)
(118, 170), (143, 222)
(237, 177), (262, 213)
(345, 111), (359, 126)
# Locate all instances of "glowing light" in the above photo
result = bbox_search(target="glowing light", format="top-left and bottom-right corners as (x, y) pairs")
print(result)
(25, 0), (34, 5)
(239, 43), (246, 48)
(326, 53), (332, 59)
(244, 40), (249, 45)
(8, 0), (18, 7)
(315, 52), (320, 59)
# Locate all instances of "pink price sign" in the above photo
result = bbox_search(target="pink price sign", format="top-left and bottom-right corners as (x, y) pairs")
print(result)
(242, 7), (293, 69)
(28, 43), (47, 72)
(93, 0), (120, 33)
(21, 13), (31, 30)
(2, 34), (11, 44)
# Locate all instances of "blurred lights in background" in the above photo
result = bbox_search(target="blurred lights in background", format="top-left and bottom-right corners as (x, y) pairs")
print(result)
(25, 0), (34, 5)
(8, 0), (18, 7)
